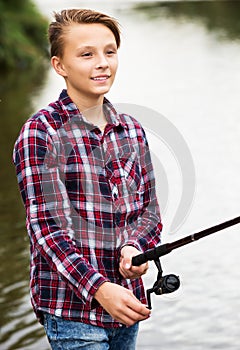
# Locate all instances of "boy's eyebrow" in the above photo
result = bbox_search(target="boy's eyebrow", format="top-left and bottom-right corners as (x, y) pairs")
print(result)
(76, 42), (117, 52)
(76, 45), (95, 51)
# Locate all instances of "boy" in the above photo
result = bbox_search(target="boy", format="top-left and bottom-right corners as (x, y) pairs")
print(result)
(13, 9), (162, 349)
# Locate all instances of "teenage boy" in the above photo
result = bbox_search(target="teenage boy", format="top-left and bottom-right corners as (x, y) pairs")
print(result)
(13, 9), (162, 349)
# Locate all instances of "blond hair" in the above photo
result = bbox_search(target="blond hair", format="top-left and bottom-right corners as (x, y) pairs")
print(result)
(48, 9), (121, 57)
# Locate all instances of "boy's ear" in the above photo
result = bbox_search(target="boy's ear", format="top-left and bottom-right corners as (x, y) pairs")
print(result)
(51, 56), (67, 77)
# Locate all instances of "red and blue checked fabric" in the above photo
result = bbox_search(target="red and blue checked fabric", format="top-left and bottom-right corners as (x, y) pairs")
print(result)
(13, 89), (162, 327)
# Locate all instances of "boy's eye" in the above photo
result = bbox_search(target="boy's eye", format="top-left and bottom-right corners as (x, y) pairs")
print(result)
(106, 50), (116, 55)
(81, 52), (93, 57)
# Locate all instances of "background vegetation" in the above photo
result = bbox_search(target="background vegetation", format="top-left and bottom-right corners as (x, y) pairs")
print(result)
(134, 0), (240, 42)
(0, 0), (49, 72)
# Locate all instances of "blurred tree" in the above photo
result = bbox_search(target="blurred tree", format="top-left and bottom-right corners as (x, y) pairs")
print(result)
(0, 0), (49, 72)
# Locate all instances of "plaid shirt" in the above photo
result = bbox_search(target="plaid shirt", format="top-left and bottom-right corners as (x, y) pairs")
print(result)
(13, 90), (162, 327)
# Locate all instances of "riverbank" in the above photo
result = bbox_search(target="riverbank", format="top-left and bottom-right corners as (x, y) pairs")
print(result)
(0, 0), (48, 72)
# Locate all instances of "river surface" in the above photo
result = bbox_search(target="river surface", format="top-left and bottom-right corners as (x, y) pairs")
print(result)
(1, 1), (240, 349)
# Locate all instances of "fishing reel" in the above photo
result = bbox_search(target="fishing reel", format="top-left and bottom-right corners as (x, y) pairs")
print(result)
(132, 216), (240, 309)
(146, 258), (180, 309)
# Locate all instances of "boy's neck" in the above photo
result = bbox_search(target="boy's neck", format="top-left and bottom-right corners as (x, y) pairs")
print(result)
(67, 89), (107, 126)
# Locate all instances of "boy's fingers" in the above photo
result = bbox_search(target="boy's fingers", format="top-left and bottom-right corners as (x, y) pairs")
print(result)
(119, 261), (149, 279)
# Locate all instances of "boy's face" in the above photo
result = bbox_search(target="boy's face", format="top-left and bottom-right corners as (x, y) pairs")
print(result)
(52, 23), (118, 103)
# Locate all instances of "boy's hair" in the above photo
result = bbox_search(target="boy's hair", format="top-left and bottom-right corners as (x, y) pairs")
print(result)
(48, 9), (121, 58)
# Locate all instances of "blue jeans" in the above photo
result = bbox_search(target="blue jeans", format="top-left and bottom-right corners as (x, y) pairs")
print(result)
(43, 313), (139, 350)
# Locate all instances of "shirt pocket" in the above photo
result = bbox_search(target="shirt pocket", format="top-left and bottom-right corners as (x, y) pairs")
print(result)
(105, 152), (141, 199)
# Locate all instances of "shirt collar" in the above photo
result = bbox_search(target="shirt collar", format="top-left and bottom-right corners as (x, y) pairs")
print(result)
(58, 89), (128, 130)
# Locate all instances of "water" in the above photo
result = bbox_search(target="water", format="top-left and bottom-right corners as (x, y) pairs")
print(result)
(1, 1), (240, 349)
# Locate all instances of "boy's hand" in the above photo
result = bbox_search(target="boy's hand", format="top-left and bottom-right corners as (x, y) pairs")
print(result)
(94, 282), (150, 326)
(119, 245), (148, 280)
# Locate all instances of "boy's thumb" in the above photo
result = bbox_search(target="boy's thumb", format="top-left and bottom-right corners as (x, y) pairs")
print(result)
(124, 258), (131, 269)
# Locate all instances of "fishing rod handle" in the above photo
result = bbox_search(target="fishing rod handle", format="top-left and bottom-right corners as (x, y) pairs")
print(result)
(132, 244), (171, 266)
(132, 252), (148, 266)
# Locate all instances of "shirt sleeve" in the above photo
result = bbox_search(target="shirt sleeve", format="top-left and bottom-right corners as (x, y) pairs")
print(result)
(13, 117), (109, 305)
(121, 126), (162, 253)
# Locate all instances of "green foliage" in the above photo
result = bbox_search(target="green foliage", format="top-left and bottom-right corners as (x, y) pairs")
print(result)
(0, 0), (49, 72)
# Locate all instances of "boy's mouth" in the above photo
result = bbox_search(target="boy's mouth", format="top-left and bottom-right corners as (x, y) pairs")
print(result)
(91, 75), (110, 81)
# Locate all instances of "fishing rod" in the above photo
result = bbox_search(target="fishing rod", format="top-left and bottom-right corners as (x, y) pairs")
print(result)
(132, 216), (240, 309)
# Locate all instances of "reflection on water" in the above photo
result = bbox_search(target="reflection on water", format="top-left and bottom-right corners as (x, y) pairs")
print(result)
(134, 0), (240, 42)
(0, 68), (49, 349)
(1, 1), (240, 349)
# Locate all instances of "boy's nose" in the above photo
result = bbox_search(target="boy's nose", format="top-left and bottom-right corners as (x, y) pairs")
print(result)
(95, 55), (109, 69)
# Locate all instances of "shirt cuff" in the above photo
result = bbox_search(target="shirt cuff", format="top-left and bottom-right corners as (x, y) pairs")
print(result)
(76, 270), (110, 306)
(120, 241), (143, 252)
